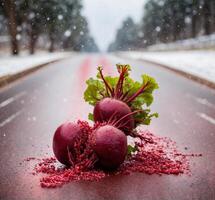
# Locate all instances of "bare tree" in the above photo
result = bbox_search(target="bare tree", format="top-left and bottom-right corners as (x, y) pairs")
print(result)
(1, 0), (19, 55)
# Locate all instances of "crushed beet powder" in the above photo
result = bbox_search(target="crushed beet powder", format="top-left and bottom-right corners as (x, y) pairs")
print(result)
(25, 125), (201, 188)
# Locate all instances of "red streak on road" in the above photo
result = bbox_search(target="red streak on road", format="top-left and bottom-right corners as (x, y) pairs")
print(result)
(78, 57), (92, 87)
(97, 56), (115, 75)
(69, 57), (93, 121)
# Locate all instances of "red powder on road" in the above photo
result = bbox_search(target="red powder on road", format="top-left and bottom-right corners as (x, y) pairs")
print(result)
(25, 123), (201, 188)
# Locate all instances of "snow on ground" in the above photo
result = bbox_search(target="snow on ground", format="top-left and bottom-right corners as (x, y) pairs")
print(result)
(0, 52), (71, 77)
(147, 34), (215, 51)
(123, 50), (215, 84)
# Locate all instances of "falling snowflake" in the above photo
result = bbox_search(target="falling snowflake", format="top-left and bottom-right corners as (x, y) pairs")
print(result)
(29, 12), (35, 19)
(155, 26), (161, 32)
(185, 17), (191, 24)
(17, 26), (22, 31)
(64, 30), (71, 37)
(58, 15), (63, 20)
(16, 34), (21, 40)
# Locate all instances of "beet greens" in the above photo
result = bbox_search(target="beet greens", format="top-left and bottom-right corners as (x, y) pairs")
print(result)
(84, 64), (159, 126)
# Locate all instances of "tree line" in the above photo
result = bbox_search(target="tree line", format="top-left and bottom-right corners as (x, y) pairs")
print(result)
(0, 0), (99, 55)
(108, 0), (215, 51)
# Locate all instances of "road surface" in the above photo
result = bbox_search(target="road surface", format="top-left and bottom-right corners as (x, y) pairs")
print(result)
(0, 53), (215, 200)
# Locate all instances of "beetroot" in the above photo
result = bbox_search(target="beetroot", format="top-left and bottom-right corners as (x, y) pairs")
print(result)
(84, 65), (159, 137)
(93, 97), (134, 134)
(91, 125), (127, 169)
(53, 122), (83, 166)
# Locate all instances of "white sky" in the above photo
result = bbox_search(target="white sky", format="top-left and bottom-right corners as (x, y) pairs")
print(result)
(82, 0), (146, 51)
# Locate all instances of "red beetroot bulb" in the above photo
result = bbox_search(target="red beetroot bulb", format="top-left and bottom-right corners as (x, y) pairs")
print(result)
(91, 125), (127, 169)
(93, 97), (134, 134)
(53, 122), (83, 166)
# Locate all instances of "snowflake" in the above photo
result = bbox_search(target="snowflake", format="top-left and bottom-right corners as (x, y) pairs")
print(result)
(58, 15), (63, 20)
(155, 26), (161, 32)
(64, 30), (71, 37)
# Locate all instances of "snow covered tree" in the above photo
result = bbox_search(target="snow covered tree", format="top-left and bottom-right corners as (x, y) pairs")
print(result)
(108, 17), (139, 51)
(0, 0), (98, 54)
(140, 0), (215, 47)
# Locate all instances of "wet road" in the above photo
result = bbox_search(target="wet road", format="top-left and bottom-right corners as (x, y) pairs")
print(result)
(0, 53), (215, 200)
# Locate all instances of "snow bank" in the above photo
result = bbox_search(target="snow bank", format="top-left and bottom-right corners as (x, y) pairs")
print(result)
(147, 34), (215, 51)
(0, 52), (71, 77)
(123, 50), (215, 84)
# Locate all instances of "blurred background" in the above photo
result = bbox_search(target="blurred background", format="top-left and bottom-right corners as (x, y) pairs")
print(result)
(109, 0), (215, 52)
(0, 0), (99, 54)
(0, 0), (215, 55)
(1, 1), (215, 199)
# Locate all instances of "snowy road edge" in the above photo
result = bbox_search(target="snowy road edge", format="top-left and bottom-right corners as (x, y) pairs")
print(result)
(0, 57), (69, 88)
(118, 53), (215, 90)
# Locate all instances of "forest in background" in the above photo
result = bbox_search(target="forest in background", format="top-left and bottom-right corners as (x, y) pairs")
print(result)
(109, 0), (215, 51)
(0, 0), (99, 55)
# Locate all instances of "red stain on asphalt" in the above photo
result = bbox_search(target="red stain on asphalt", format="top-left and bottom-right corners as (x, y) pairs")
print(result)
(78, 57), (92, 86)
(69, 57), (93, 121)
(70, 56), (115, 121)
(26, 123), (201, 188)
(97, 56), (114, 75)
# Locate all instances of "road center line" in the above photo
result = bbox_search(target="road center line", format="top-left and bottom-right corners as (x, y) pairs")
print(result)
(0, 91), (26, 109)
(0, 110), (24, 128)
(196, 112), (215, 125)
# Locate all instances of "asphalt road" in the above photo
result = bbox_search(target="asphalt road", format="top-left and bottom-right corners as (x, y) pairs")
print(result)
(0, 53), (215, 200)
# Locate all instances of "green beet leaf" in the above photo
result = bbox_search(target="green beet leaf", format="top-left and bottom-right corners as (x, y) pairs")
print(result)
(84, 64), (159, 126)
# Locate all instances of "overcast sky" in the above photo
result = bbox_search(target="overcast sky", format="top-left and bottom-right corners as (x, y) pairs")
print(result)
(82, 0), (146, 51)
